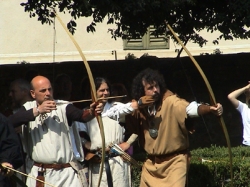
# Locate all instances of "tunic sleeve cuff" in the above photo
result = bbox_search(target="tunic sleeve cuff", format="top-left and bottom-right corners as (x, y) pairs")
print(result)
(82, 109), (95, 122)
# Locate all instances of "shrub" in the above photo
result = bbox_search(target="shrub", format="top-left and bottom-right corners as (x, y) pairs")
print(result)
(131, 145), (250, 187)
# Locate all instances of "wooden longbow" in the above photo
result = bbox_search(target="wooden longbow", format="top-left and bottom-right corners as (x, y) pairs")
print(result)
(165, 21), (233, 187)
(55, 12), (106, 187)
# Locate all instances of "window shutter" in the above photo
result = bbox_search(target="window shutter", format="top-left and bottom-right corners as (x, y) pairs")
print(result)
(147, 26), (169, 49)
(123, 38), (145, 50)
(123, 26), (169, 50)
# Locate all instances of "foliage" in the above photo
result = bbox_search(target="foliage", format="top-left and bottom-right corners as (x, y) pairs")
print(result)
(17, 60), (30, 64)
(131, 145), (250, 187)
(20, 0), (250, 47)
(189, 145), (250, 187)
(125, 53), (137, 60)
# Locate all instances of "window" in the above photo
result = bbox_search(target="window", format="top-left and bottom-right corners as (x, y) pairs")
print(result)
(123, 26), (169, 50)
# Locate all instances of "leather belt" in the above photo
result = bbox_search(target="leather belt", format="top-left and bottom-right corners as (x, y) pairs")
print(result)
(34, 162), (70, 187)
(104, 155), (113, 187)
(33, 162), (71, 170)
(87, 151), (119, 164)
(148, 149), (190, 164)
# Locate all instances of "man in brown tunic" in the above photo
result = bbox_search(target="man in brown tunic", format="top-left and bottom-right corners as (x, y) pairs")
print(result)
(126, 68), (223, 187)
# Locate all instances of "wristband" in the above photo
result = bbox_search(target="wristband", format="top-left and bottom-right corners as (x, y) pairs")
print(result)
(126, 134), (138, 145)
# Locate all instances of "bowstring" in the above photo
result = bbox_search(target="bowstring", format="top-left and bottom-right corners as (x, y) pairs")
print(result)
(175, 39), (213, 143)
(52, 16), (57, 86)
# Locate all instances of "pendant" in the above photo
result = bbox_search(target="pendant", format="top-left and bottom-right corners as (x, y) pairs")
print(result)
(149, 128), (158, 138)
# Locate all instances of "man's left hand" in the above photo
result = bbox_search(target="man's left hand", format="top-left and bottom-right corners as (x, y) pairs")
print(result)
(210, 103), (223, 116)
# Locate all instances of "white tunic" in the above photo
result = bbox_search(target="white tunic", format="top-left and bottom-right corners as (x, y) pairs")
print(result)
(84, 102), (134, 187)
(23, 100), (82, 187)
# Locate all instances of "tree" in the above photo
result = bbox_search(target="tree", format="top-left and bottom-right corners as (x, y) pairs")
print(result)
(21, 0), (250, 47)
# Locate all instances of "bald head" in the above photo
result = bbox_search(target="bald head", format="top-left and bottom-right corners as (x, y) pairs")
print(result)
(30, 76), (53, 104)
(31, 76), (49, 88)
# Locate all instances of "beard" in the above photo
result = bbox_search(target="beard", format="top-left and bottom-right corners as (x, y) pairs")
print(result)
(153, 92), (160, 101)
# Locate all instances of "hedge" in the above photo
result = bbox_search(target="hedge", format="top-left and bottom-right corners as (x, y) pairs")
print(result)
(131, 145), (250, 187)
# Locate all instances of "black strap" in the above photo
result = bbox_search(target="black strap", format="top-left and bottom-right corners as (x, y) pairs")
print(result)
(104, 155), (113, 187)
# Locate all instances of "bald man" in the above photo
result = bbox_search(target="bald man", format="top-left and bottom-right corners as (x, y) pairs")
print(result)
(8, 76), (103, 187)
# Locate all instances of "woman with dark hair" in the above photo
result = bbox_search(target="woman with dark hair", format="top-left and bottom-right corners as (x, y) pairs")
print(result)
(126, 68), (224, 187)
(82, 77), (138, 187)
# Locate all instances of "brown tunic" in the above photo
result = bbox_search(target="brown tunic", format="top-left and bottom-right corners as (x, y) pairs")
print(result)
(128, 90), (189, 155)
(126, 90), (190, 187)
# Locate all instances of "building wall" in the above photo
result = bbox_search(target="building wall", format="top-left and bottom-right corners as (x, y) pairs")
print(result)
(1, 0), (250, 65)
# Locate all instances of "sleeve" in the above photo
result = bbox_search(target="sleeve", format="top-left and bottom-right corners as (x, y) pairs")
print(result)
(66, 104), (94, 124)
(186, 101), (201, 118)
(124, 111), (144, 144)
(236, 101), (244, 113)
(0, 113), (23, 169)
(8, 107), (34, 128)
(104, 102), (135, 122)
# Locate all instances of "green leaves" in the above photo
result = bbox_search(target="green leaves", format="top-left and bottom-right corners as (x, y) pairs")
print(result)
(20, 0), (250, 47)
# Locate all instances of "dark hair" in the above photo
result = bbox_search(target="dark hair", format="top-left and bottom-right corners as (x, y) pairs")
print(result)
(131, 68), (167, 100)
(95, 77), (112, 94)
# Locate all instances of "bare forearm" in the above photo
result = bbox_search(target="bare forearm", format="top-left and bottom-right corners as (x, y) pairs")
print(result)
(228, 85), (249, 108)
(228, 86), (248, 100)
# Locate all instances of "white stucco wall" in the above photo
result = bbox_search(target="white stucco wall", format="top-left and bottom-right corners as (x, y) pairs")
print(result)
(1, 0), (250, 64)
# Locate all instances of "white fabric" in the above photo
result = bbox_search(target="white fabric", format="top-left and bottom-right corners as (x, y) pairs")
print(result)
(69, 125), (81, 159)
(104, 101), (134, 122)
(69, 120), (87, 161)
(27, 166), (81, 187)
(86, 116), (125, 150)
(84, 101), (134, 187)
(186, 101), (201, 118)
(89, 156), (131, 187)
(237, 101), (250, 146)
(75, 121), (87, 132)
(71, 121), (86, 162)
(23, 100), (82, 187)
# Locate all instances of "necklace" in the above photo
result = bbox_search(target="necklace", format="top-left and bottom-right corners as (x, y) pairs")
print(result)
(148, 105), (158, 138)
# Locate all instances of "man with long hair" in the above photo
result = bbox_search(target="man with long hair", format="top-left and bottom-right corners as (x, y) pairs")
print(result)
(126, 68), (223, 187)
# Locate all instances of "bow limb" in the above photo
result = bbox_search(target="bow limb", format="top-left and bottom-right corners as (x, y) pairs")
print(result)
(55, 12), (105, 187)
(165, 22), (233, 186)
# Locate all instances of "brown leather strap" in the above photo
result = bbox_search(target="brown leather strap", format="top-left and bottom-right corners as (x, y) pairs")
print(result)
(85, 151), (120, 164)
(33, 162), (71, 170)
(148, 150), (190, 164)
(36, 171), (45, 187)
(198, 104), (211, 116)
